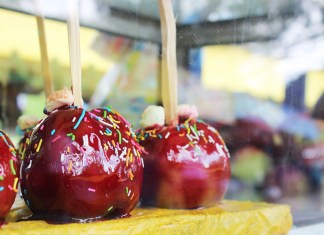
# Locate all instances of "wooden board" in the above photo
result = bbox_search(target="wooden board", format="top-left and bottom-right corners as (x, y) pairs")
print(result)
(1, 198), (292, 235)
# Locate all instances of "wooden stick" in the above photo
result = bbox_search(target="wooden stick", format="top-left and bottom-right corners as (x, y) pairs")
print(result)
(34, 0), (53, 98)
(158, 0), (178, 126)
(67, 0), (83, 108)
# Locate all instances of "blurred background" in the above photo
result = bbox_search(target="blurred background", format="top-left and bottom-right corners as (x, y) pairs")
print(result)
(1, 0), (324, 226)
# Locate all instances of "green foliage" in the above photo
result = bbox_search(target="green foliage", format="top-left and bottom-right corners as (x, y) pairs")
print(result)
(0, 53), (105, 100)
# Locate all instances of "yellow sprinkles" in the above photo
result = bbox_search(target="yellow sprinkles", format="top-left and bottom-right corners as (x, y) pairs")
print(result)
(128, 171), (134, 180)
(68, 161), (72, 173)
(36, 139), (43, 153)
(109, 115), (120, 124)
(13, 177), (19, 192)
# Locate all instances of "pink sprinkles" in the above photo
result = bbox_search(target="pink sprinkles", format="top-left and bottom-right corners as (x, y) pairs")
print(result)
(88, 188), (96, 192)
(52, 135), (62, 143)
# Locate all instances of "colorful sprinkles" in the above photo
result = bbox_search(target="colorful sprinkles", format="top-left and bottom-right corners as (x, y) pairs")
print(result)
(137, 117), (230, 160)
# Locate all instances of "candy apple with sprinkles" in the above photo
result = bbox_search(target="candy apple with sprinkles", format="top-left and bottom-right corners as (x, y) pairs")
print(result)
(138, 105), (230, 208)
(0, 130), (19, 226)
(20, 90), (144, 222)
(137, 0), (231, 209)
(20, 1), (143, 222)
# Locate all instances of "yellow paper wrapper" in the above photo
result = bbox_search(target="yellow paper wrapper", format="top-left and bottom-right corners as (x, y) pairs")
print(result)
(1, 199), (292, 235)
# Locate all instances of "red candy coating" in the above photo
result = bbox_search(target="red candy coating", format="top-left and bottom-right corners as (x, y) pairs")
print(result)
(0, 130), (19, 222)
(137, 119), (231, 209)
(21, 107), (143, 221)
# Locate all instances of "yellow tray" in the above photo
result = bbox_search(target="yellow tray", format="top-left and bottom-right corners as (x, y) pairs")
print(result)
(2, 198), (292, 235)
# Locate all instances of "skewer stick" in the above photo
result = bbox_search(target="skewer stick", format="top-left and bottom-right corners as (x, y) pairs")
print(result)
(34, 0), (53, 98)
(67, 0), (83, 108)
(158, 0), (178, 126)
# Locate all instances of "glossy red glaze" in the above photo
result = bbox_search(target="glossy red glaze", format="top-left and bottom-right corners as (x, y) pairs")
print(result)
(0, 130), (18, 221)
(137, 119), (231, 209)
(21, 107), (143, 221)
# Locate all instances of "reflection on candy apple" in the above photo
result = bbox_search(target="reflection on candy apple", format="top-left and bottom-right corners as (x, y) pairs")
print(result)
(0, 130), (19, 224)
(20, 92), (143, 222)
(137, 105), (231, 209)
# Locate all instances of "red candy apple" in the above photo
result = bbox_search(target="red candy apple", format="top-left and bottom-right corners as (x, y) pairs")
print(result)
(139, 0), (230, 209)
(20, 92), (143, 222)
(0, 130), (19, 224)
(137, 105), (231, 209)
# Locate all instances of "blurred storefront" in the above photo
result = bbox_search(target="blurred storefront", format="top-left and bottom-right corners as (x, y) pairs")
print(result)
(1, 0), (324, 231)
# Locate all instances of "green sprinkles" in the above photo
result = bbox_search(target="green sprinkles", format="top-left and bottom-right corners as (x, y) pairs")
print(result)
(10, 159), (16, 175)
(67, 133), (76, 141)
(126, 187), (129, 194)
(106, 106), (112, 112)
(0, 175), (3, 181)
(193, 124), (197, 133)
(108, 206), (114, 212)
(116, 129), (122, 144)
